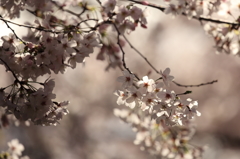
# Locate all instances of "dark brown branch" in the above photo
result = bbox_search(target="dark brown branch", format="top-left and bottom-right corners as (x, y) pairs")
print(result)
(112, 24), (140, 80)
(51, 1), (85, 17)
(122, 34), (160, 74)
(0, 17), (98, 35)
(176, 90), (192, 96)
(0, 58), (20, 83)
(50, 0), (93, 29)
(123, 33), (218, 88)
(0, 15), (26, 45)
(0, 17), (63, 34)
(96, 0), (102, 6)
(127, 0), (165, 11)
(173, 80), (218, 88)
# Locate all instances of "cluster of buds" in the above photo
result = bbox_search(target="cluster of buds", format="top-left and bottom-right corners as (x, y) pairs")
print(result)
(114, 68), (202, 158)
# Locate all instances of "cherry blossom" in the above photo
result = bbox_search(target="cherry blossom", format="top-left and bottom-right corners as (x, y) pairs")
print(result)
(138, 76), (156, 92)
(114, 90), (129, 105)
(8, 139), (24, 156)
(125, 87), (142, 108)
(103, 0), (117, 13)
(0, 139), (30, 159)
(117, 70), (135, 88)
(115, 71), (203, 158)
(160, 68), (174, 87)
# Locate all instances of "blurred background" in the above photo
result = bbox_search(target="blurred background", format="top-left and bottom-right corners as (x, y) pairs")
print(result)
(1, 0), (240, 159)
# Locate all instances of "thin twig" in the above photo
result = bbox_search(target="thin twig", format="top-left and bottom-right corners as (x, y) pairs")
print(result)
(0, 58), (20, 83)
(119, 1), (220, 87)
(113, 24), (140, 80)
(0, 17), (98, 34)
(122, 34), (160, 74)
(51, 0), (83, 17)
(123, 27), (218, 87)
(0, 15), (26, 45)
(173, 80), (218, 88)
(0, 17), (63, 34)
(176, 90), (192, 96)
(96, 0), (102, 6)
(123, 27), (218, 88)
(50, 0), (92, 27)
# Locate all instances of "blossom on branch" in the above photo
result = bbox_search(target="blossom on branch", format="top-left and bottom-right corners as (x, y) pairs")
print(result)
(114, 70), (202, 158)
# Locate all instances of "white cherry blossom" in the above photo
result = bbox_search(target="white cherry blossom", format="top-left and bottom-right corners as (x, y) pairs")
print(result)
(8, 139), (24, 156)
(103, 0), (117, 13)
(137, 76), (156, 92)
(117, 70), (135, 88)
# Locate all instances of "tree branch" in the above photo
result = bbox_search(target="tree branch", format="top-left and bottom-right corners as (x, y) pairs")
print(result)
(126, 0), (240, 26)
(0, 58), (20, 83)
(95, 0), (102, 6)
(0, 16), (98, 35)
(0, 15), (26, 45)
(123, 33), (218, 87)
(122, 34), (160, 74)
(113, 24), (140, 80)
(173, 80), (218, 88)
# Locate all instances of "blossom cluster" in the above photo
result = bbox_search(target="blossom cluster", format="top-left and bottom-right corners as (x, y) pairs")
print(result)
(204, 22), (240, 55)
(164, 0), (204, 18)
(0, 0), (53, 19)
(0, 0), (148, 127)
(1, 0), (99, 126)
(103, 0), (147, 32)
(96, 0), (148, 69)
(1, 30), (99, 76)
(114, 68), (202, 158)
(163, 0), (240, 56)
(164, 0), (239, 18)
(0, 139), (29, 159)
(0, 78), (69, 126)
